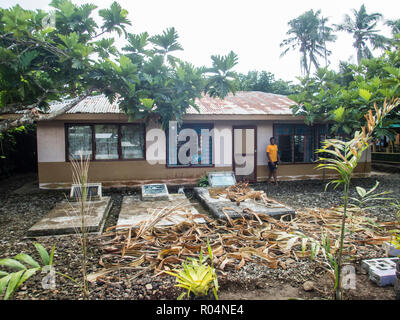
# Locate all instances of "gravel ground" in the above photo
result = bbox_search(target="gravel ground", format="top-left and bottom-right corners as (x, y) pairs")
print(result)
(0, 171), (398, 300)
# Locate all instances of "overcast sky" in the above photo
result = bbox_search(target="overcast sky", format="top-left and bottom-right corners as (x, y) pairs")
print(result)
(3, 0), (400, 83)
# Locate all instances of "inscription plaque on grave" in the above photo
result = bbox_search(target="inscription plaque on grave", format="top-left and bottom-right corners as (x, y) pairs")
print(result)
(208, 171), (236, 188)
(69, 183), (102, 201)
(141, 184), (169, 201)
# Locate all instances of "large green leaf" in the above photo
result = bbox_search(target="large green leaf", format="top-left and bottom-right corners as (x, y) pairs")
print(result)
(0, 258), (27, 271)
(19, 50), (39, 70)
(16, 268), (39, 288)
(0, 274), (11, 296)
(14, 254), (40, 269)
(49, 244), (56, 266)
(359, 88), (372, 102)
(356, 186), (366, 198)
(3, 270), (24, 300)
(34, 243), (50, 266)
(139, 98), (154, 109)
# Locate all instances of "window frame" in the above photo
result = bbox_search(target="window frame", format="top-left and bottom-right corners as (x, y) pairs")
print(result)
(65, 123), (146, 162)
(165, 122), (215, 169)
(273, 123), (316, 165)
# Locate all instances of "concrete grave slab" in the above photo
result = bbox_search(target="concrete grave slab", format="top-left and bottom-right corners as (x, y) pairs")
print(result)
(27, 197), (112, 237)
(117, 194), (206, 229)
(193, 187), (295, 221)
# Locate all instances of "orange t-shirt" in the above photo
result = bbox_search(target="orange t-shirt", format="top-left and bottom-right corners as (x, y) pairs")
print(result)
(267, 144), (278, 162)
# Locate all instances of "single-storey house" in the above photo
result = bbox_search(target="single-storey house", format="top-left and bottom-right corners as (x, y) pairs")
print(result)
(36, 91), (371, 189)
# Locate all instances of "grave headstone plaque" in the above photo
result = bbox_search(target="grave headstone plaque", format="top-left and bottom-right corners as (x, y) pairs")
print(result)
(141, 184), (169, 201)
(69, 183), (102, 201)
(208, 171), (236, 188)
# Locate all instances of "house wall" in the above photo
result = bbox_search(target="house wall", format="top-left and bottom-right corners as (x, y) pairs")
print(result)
(37, 122), (66, 162)
(36, 119), (371, 188)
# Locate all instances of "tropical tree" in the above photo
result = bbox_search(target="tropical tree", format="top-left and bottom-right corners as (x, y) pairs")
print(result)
(203, 50), (238, 99)
(116, 31), (239, 129)
(335, 4), (388, 64)
(0, 0), (134, 133)
(0, 1), (239, 133)
(235, 70), (293, 95)
(290, 67), (363, 134)
(280, 9), (336, 77)
(290, 42), (400, 139)
(386, 19), (400, 49)
(386, 19), (400, 36)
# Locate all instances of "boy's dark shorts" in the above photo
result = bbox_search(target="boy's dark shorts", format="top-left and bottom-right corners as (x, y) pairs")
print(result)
(268, 161), (278, 172)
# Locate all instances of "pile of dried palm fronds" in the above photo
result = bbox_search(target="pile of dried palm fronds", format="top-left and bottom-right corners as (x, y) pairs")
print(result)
(209, 182), (283, 207)
(88, 203), (399, 283)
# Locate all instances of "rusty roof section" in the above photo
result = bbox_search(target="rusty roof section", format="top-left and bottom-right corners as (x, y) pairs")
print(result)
(190, 91), (295, 115)
(47, 91), (296, 116)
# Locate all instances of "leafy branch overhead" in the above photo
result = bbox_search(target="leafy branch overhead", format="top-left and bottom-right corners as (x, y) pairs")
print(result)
(289, 53), (400, 137)
(204, 51), (239, 98)
(0, 0), (239, 133)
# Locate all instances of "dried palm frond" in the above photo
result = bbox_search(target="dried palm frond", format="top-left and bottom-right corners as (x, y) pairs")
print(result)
(89, 204), (398, 283)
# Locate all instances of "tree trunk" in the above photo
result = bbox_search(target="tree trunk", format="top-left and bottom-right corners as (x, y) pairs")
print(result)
(335, 182), (350, 300)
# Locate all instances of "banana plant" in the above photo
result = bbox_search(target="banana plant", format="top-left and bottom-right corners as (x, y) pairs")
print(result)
(0, 243), (55, 300)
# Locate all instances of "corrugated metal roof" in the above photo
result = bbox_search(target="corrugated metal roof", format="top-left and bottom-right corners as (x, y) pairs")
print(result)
(47, 91), (295, 116)
(47, 94), (120, 114)
(190, 91), (295, 115)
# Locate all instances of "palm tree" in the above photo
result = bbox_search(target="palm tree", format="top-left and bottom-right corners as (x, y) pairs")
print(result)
(280, 10), (336, 77)
(386, 19), (400, 36)
(335, 4), (388, 64)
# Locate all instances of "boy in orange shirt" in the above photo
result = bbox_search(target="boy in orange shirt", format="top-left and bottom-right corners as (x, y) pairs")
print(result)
(266, 137), (280, 185)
